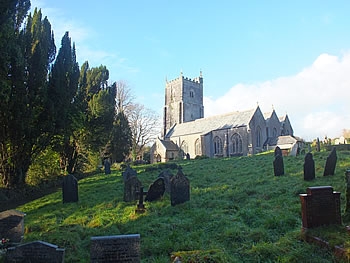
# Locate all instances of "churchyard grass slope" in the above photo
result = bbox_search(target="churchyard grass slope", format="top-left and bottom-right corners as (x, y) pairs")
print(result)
(11, 151), (350, 262)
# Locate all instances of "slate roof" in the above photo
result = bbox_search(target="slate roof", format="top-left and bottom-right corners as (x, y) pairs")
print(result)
(159, 139), (179, 151)
(165, 108), (256, 138)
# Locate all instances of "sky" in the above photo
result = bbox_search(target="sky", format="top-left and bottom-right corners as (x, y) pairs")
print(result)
(30, 0), (350, 141)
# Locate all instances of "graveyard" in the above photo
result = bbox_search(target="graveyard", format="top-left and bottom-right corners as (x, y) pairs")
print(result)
(1, 150), (350, 262)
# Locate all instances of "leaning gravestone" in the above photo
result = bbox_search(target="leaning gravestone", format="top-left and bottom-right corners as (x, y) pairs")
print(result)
(299, 186), (341, 229)
(304, 152), (315, 181)
(5, 240), (65, 263)
(124, 176), (142, 202)
(170, 168), (190, 206)
(122, 165), (137, 182)
(62, 174), (78, 203)
(323, 147), (337, 176)
(90, 234), (140, 263)
(0, 210), (26, 243)
(158, 169), (173, 193)
(274, 146), (282, 157)
(104, 159), (111, 175)
(273, 154), (284, 176)
(145, 177), (165, 202)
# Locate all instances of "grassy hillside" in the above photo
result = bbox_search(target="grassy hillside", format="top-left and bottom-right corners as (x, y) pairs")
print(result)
(10, 151), (350, 262)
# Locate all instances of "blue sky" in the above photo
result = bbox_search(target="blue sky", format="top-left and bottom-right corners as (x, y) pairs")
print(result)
(31, 0), (350, 140)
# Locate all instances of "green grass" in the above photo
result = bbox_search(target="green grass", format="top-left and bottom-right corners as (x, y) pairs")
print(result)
(9, 151), (350, 262)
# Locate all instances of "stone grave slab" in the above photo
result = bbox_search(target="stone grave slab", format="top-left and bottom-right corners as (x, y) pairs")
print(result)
(124, 176), (142, 202)
(5, 240), (65, 263)
(62, 174), (78, 203)
(170, 168), (190, 206)
(273, 154), (284, 176)
(299, 186), (341, 229)
(304, 152), (315, 181)
(323, 147), (337, 176)
(0, 209), (25, 243)
(90, 234), (140, 263)
(145, 177), (165, 202)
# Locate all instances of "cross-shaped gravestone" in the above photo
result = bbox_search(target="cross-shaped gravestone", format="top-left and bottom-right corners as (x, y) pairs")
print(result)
(135, 187), (148, 214)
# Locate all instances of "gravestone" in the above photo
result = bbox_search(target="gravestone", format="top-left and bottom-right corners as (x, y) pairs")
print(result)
(299, 186), (341, 229)
(303, 152), (315, 181)
(5, 240), (65, 263)
(323, 147), (337, 176)
(170, 168), (190, 206)
(0, 210), (25, 243)
(316, 137), (321, 152)
(62, 174), (78, 203)
(274, 146), (282, 157)
(145, 178), (165, 202)
(273, 154), (284, 176)
(122, 165), (137, 182)
(90, 234), (140, 263)
(104, 159), (111, 175)
(158, 169), (173, 193)
(186, 153), (190, 160)
(124, 176), (142, 202)
(135, 187), (147, 214)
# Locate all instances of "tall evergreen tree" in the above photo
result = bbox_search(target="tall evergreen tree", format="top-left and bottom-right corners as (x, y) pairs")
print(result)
(0, 5), (56, 187)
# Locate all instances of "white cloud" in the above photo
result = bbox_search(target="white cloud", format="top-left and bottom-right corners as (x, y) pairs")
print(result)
(204, 52), (350, 140)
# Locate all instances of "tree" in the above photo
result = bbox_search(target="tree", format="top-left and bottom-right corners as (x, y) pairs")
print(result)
(128, 103), (160, 161)
(115, 80), (134, 115)
(108, 111), (132, 163)
(0, 5), (56, 187)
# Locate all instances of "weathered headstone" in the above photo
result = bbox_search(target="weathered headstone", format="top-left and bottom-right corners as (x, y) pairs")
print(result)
(299, 186), (341, 229)
(170, 168), (190, 206)
(90, 234), (140, 263)
(186, 153), (190, 160)
(124, 176), (142, 202)
(122, 165), (137, 182)
(303, 152), (315, 181)
(145, 178), (165, 202)
(5, 240), (65, 263)
(323, 147), (337, 176)
(158, 169), (173, 193)
(62, 174), (78, 203)
(274, 146), (282, 157)
(273, 154), (284, 176)
(0, 210), (25, 243)
(104, 159), (111, 175)
(135, 186), (147, 214)
(316, 137), (321, 152)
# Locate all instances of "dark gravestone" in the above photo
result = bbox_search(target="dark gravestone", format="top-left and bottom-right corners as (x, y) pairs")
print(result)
(316, 137), (321, 152)
(124, 176), (142, 202)
(273, 154), (284, 176)
(170, 168), (190, 206)
(145, 178), (165, 202)
(122, 165), (137, 182)
(274, 146), (282, 157)
(5, 240), (65, 263)
(62, 174), (78, 203)
(299, 186), (341, 229)
(158, 169), (173, 194)
(186, 153), (190, 160)
(104, 159), (111, 175)
(303, 152), (315, 181)
(323, 147), (337, 176)
(135, 187), (147, 214)
(90, 234), (140, 263)
(0, 210), (25, 243)
(346, 169), (350, 214)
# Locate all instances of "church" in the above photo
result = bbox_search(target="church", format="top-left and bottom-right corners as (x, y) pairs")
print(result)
(150, 72), (294, 163)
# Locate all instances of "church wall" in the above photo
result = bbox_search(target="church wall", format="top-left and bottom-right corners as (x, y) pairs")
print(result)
(281, 115), (294, 136)
(170, 133), (202, 159)
(266, 111), (281, 138)
(249, 108), (267, 154)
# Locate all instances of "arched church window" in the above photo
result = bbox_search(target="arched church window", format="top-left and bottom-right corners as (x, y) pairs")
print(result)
(213, 136), (223, 155)
(256, 126), (262, 147)
(195, 139), (201, 156)
(231, 133), (243, 154)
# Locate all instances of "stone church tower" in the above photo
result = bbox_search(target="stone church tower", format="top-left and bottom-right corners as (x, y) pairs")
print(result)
(162, 72), (204, 137)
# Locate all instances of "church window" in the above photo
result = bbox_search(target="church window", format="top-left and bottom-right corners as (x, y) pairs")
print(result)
(213, 136), (223, 155)
(190, 90), (194, 98)
(195, 139), (201, 156)
(231, 133), (243, 154)
(256, 126), (262, 147)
